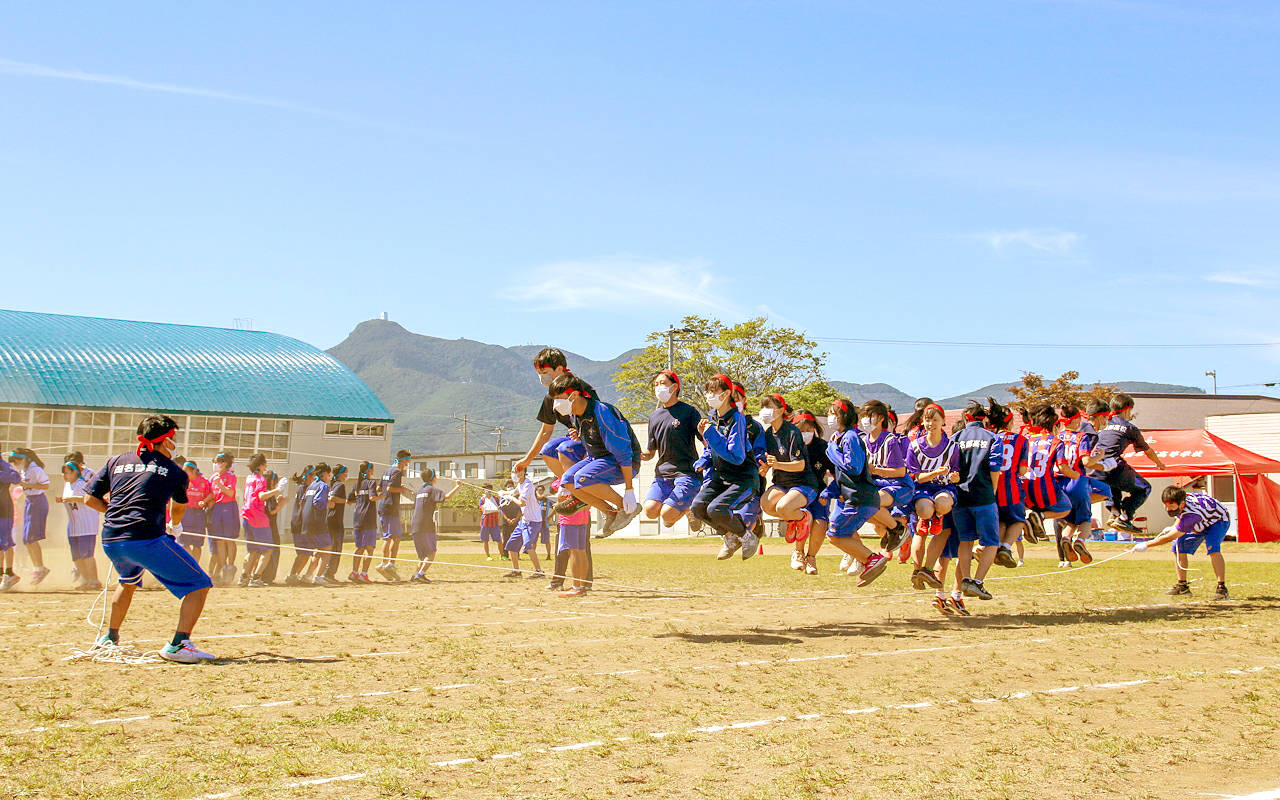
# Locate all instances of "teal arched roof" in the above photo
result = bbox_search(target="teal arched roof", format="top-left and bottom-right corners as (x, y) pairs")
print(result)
(0, 310), (392, 422)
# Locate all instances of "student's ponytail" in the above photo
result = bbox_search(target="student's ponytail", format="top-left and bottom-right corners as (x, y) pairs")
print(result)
(903, 397), (936, 432)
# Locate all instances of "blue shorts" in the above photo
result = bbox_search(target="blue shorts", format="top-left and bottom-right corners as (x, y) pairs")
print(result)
(69, 534), (97, 561)
(952, 504), (1001, 547)
(541, 435), (588, 464)
(412, 529), (438, 559)
(998, 502), (1027, 526)
(647, 475), (701, 512)
(1028, 492), (1072, 515)
(558, 522), (588, 552)
(179, 508), (207, 548)
(806, 495), (831, 523)
(940, 526), (960, 560)
(565, 456), (637, 489)
(875, 479), (914, 510)
(1088, 477), (1113, 500)
(242, 521), (274, 555)
(827, 502), (878, 537)
(1064, 478), (1093, 525)
(0, 519), (13, 551)
(103, 535), (213, 599)
(911, 484), (957, 507)
(208, 502), (239, 541)
(293, 532), (317, 556)
(379, 515), (402, 540)
(1173, 520), (1229, 555)
(481, 524), (503, 544)
(23, 495), (48, 544)
(506, 519), (542, 553)
(771, 484), (820, 505)
(353, 528), (377, 550)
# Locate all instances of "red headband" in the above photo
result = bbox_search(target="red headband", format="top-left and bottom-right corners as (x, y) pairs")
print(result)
(710, 373), (732, 390)
(766, 393), (789, 412)
(1108, 405), (1132, 417)
(731, 382), (746, 399)
(795, 411), (817, 424)
(660, 369), (680, 389)
(137, 428), (176, 456)
(1059, 411), (1082, 425)
(925, 404), (945, 416)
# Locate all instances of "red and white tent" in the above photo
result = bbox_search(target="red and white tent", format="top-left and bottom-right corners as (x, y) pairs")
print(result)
(1126, 429), (1280, 543)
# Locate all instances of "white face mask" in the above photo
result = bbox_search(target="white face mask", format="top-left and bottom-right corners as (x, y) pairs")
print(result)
(655, 385), (673, 404)
(859, 416), (872, 430)
(758, 407), (775, 424)
(705, 392), (725, 409)
(827, 414), (840, 430)
(801, 431), (815, 444)
(538, 371), (555, 387)
(736, 401), (745, 413)
(553, 397), (573, 416)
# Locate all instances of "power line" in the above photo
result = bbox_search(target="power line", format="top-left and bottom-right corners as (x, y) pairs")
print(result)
(809, 336), (1280, 350)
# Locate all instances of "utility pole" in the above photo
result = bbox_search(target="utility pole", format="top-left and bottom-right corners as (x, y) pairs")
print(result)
(455, 414), (470, 453)
(490, 426), (507, 451)
(1205, 370), (1218, 394)
(664, 324), (693, 370)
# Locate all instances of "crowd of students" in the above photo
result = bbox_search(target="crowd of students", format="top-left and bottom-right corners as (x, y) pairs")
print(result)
(0, 356), (1233, 618)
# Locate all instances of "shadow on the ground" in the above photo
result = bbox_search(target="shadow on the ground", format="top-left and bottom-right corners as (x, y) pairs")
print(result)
(656, 598), (1278, 644)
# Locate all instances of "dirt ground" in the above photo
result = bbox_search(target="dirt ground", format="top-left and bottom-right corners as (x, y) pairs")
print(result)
(2, 538), (1278, 800)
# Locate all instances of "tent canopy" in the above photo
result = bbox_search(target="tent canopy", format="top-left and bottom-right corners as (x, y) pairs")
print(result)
(1124, 429), (1280, 477)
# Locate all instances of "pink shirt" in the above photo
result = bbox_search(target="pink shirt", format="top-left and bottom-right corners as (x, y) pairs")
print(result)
(241, 472), (270, 529)
(210, 470), (237, 504)
(186, 475), (213, 508)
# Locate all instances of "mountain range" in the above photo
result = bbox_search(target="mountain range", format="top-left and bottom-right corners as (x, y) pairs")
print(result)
(327, 319), (1204, 455)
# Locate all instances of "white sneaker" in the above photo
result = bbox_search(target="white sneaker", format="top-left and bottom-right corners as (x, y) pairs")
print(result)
(159, 639), (216, 664)
(0, 574), (17, 591)
(847, 559), (862, 575)
(804, 556), (819, 576)
(1058, 560), (1069, 568)
(1017, 558), (1025, 567)
(839, 554), (853, 573)
(31, 566), (51, 586)
(739, 530), (760, 560)
(790, 551), (804, 570)
(717, 534), (742, 560)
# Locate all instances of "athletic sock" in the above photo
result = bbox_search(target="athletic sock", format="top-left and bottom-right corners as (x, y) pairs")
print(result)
(935, 591), (946, 600)
(170, 631), (190, 648)
(106, 628), (119, 643)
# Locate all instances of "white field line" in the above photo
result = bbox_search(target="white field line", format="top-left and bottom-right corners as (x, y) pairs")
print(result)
(2, 623), (1248, 735)
(1215, 790), (1280, 800)
(189, 662), (1280, 799)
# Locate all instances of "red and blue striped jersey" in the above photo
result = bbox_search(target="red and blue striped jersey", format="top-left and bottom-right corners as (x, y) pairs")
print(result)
(993, 431), (1029, 506)
(1023, 431), (1067, 509)
(1056, 428), (1095, 475)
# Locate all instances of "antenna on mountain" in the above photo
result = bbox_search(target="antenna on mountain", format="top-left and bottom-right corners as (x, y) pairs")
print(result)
(380, 312), (389, 321)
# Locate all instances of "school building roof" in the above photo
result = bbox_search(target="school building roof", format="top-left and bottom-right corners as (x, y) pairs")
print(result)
(0, 309), (393, 422)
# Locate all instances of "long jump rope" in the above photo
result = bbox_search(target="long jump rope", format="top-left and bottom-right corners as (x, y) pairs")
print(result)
(24, 446), (1188, 663)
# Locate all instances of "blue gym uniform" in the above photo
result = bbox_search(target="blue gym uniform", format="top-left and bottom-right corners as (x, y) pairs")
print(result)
(950, 421), (1004, 547)
(411, 484), (446, 558)
(825, 429), (881, 537)
(350, 477), (378, 549)
(1171, 493), (1231, 554)
(86, 451), (211, 598)
(299, 477), (331, 554)
(377, 464), (405, 539)
(0, 460), (18, 551)
(691, 408), (756, 536)
(865, 429), (913, 513)
(805, 437), (835, 522)
(538, 381), (593, 464)
(646, 400), (704, 512)
(563, 396), (642, 489)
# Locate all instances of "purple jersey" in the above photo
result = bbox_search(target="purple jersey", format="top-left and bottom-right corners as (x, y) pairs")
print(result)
(1175, 493), (1231, 534)
(865, 430), (906, 471)
(907, 433), (958, 487)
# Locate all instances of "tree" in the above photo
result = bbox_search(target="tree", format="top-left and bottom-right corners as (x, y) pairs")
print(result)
(611, 316), (834, 418)
(1007, 371), (1116, 411)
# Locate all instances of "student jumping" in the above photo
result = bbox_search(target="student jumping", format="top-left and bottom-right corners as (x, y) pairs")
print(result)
(691, 374), (762, 561)
(1095, 392), (1167, 534)
(640, 370), (704, 528)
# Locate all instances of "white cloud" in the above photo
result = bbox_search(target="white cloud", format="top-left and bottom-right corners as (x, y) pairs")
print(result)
(973, 229), (1081, 255)
(1205, 269), (1280, 289)
(502, 257), (744, 317)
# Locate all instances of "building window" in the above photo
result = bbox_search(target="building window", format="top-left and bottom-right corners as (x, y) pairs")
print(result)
(496, 459), (512, 476)
(464, 462), (479, 479)
(325, 422), (387, 440)
(438, 460), (454, 477)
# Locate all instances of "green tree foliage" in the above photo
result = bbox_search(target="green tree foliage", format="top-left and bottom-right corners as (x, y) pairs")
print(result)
(1007, 371), (1116, 411)
(611, 316), (834, 418)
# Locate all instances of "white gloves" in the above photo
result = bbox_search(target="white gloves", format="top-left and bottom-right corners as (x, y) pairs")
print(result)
(622, 490), (637, 514)
(166, 521), (183, 538)
(1133, 541), (1148, 552)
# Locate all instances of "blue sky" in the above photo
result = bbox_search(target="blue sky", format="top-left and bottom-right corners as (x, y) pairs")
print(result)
(4, 1), (1280, 398)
